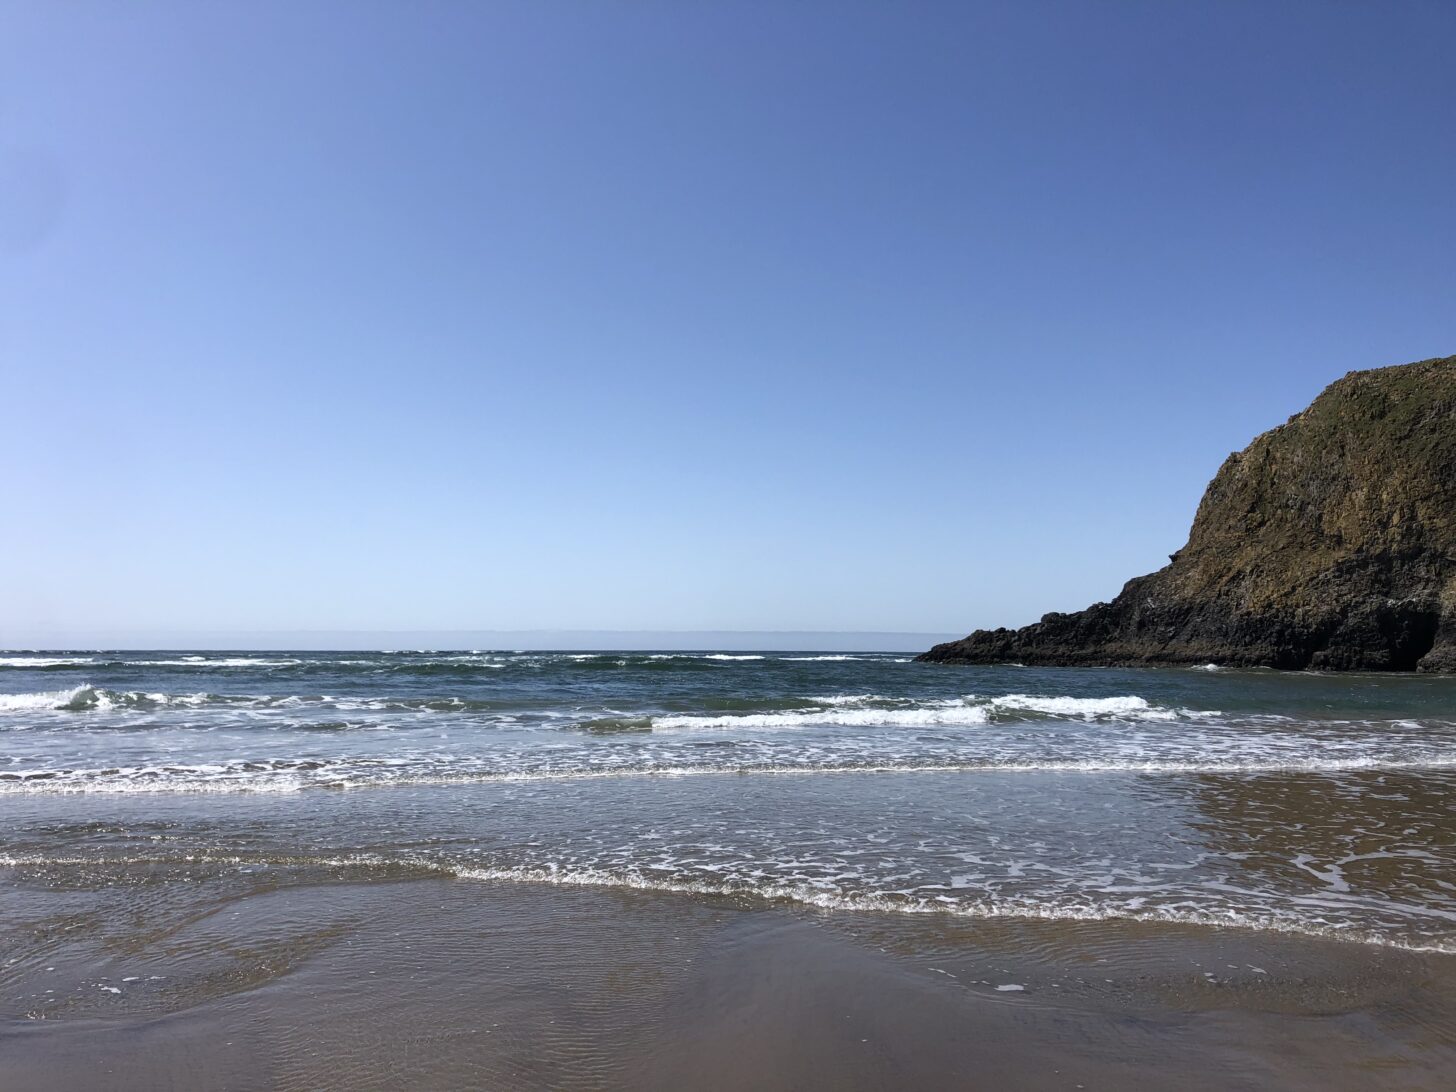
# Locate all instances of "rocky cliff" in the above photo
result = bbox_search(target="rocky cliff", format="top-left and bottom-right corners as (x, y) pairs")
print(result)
(921, 356), (1456, 672)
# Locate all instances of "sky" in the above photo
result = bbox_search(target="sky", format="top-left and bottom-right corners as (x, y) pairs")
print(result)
(1, 1), (1453, 647)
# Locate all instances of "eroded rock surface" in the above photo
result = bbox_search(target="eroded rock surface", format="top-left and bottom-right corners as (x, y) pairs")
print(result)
(921, 357), (1456, 672)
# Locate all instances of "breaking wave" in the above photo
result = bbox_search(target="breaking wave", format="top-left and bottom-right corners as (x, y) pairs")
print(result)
(0, 850), (1449, 953)
(650, 693), (1211, 730)
(0, 656), (97, 668)
(4, 752), (1455, 795)
(0, 687), (1213, 727)
(0, 685), (122, 712)
(443, 863), (1456, 954)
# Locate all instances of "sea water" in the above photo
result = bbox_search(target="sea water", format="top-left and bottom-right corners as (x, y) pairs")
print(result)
(2, 650), (1454, 951)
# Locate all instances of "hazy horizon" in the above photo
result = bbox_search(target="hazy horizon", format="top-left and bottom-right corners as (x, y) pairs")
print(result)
(0, 628), (958, 653)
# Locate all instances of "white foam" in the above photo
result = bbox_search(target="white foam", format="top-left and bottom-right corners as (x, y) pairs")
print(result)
(0, 657), (95, 668)
(652, 693), (1206, 729)
(806, 693), (897, 706)
(652, 704), (992, 730)
(0, 686), (244, 714)
(0, 685), (99, 712)
(442, 862), (1456, 954)
(987, 694), (1199, 720)
(5, 754), (1455, 795)
(0, 850), (1450, 953)
(127, 658), (301, 667)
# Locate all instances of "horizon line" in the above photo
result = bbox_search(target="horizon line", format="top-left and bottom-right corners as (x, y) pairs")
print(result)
(0, 628), (962, 654)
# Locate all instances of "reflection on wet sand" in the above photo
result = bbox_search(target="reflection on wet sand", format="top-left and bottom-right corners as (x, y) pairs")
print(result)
(3, 879), (1455, 1092)
(1174, 769), (1456, 944)
(4, 654), (1456, 1087)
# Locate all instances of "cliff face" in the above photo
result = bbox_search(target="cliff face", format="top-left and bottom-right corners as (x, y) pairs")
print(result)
(921, 356), (1456, 672)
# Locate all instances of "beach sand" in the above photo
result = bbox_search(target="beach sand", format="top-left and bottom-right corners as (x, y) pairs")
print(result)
(3, 877), (1453, 1090)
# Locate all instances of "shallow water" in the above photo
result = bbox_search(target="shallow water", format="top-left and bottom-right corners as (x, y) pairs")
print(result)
(2, 650), (1455, 954)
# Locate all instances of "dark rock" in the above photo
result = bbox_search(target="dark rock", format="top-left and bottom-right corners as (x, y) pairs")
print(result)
(920, 356), (1456, 672)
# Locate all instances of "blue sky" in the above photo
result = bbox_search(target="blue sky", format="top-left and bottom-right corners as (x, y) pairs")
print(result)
(2, 1), (1452, 644)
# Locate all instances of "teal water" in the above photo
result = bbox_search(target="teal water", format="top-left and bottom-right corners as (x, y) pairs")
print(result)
(2, 650), (1455, 950)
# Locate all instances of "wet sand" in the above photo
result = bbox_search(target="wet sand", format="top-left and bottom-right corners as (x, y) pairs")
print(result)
(3, 877), (1454, 1090)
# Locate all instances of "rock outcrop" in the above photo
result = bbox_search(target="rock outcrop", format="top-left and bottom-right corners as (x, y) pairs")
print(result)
(921, 356), (1456, 672)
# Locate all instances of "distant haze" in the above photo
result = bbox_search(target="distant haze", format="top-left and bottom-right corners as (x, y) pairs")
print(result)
(0, 631), (957, 653)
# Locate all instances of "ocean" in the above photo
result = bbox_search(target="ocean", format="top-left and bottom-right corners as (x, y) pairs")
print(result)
(3, 649), (1454, 955)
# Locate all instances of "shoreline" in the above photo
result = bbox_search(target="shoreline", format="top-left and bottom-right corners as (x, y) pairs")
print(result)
(4, 877), (1453, 1090)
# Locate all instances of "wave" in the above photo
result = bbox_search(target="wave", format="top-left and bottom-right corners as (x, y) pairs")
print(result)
(0, 685), (116, 712)
(987, 694), (1199, 719)
(0, 685), (282, 714)
(0, 686), (534, 717)
(0, 650), (913, 675)
(0, 686), (1213, 729)
(0, 850), (1448, 953)
(561, 654), (769, 668)
(652, 705), (993, 730)
(0, 656), (97, 668)
(443, 863), (1456, 953)
(651, 693), (1211, 730)
(0, 656), (314, 673)
(4, 753), (1454, 795)
(809, 693), (896, 706)
(125, 657), (304, 667)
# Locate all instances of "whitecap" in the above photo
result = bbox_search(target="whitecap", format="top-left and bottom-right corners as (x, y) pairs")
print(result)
(128, 658), (301, 667)
(4, 752), (1456, 796)
(0, 685), (103, 712)
(0, 656), (95, 668)
(986, 694), (1205, 720)
(652, 704), (992, 730)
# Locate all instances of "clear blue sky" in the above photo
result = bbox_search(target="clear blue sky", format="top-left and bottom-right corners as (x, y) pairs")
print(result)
(2, 1), (1452, 644)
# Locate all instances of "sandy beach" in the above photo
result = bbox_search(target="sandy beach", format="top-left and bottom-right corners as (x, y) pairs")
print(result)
(4, 653), (1456, 1089)
(4, 877), (1454, 1090)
